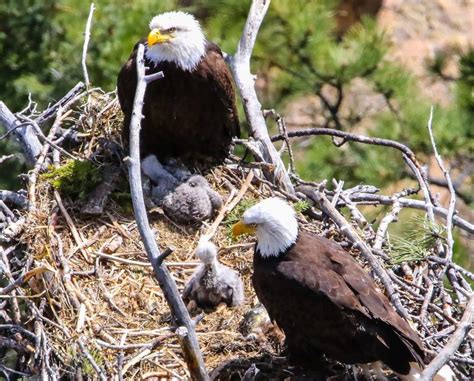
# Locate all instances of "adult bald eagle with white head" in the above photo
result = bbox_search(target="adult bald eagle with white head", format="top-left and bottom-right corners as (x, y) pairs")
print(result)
(117, 11), (240, 167)
(233, 198), (434, 379)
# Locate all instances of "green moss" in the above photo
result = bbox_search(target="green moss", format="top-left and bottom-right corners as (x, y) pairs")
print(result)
(111, 191), (133, 214)
(41, 160), (102, 200)
(82, 347), (105, 377)
(293, 199), (311, 213)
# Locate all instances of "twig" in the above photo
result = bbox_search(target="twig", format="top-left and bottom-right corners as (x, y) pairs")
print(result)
(428, 256), (474, 281)
(264, 109), (295, 174)
(373, 192), (403, 250)
(0, 154), (14, 164)
(420, 295), (474, 380)
(78, 338), (107, 381)
(125, 43), (208, 380)
(228, 0), (294, 194)
(427, 107), (456, 262)
(82, 3), (95, 87)
(54, 190), (91, 262)
(344, 193), (473, 235)
(202, 171), (254, 241)
(35, 82), (85, 125)
(117, 333), (127, 381)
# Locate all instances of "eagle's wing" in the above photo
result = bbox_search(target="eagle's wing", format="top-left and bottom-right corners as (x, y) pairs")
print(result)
(324, 241), (425, 359)
(279, 232), (424, 363)
(201, 42), (240, 139)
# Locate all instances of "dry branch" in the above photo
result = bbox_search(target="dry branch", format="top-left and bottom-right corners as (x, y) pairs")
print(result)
(345, 193), (473, 235)
(0, 102), (42, 165)
(35, 82), (85, 125)
(228, 0), (294, 194)
(125, 43), (208, 381)
(82, 3), (95, 88)
(420, 295), (474, 380)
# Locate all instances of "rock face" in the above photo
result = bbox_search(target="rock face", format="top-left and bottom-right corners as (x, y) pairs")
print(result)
(141, 155), (223, 224)
(183, 240), (244, 309)
(335, 0), (383, 37)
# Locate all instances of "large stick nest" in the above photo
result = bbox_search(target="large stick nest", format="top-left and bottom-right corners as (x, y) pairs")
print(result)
(2, 89), (472, 380)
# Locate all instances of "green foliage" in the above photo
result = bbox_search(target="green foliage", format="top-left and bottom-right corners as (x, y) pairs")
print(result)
(41, 160), (102, 200)
(0, 0), (61, 107)
(293, 199), (310, 213)
(390, 216), (446, 265)
(1, 0), (472, 198)
(456, 48), (474, 115)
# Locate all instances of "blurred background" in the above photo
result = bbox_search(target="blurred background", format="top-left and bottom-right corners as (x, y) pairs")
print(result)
(0, 0), (472, 266)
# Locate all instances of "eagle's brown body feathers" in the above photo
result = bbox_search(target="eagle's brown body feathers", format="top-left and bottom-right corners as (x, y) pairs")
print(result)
(117, 41), (239, 166)
(253, 230), (425, 375)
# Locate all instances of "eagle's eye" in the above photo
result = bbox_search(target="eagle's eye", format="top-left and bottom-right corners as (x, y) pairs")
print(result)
(165, 27), (177, 34)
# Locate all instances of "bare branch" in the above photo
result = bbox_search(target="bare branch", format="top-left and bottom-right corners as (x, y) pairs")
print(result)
(0, 102), (42, 165)
(427, 107), (456, 262)
(78, 338), (107, 381)
(344, 193), (473, 235)
(125, 43), (208, 381)
(0, 154), (14, 164)
(420, 295), (474, 380)
(35, 82), (85, 125)
(82, 3), (95, 87)
(228, 0), (294, 194)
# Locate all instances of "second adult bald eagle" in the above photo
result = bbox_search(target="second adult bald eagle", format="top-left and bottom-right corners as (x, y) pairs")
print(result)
(233, 198), (427, 379)
(117, 11), (240, 167)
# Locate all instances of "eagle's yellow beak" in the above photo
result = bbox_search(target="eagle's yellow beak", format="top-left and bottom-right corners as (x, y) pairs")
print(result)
(148, 29), (171, 46)
(232, 221), (257, 238)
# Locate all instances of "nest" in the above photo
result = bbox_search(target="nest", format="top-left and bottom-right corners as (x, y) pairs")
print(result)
(2, 88), (472, 380)
(12, 90), (323, 380)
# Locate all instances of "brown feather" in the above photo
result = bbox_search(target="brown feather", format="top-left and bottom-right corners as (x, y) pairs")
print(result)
(252, 230), (425, 375)
(117, 40), (240, 167)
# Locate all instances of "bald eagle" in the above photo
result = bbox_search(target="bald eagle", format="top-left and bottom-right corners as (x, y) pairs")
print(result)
(233, 198), (427, 378)
(117, 11), (240, 167)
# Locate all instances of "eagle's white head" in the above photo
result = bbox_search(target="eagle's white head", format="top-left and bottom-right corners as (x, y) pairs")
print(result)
(233, 198), (299, 258)
(195, 238), (218, 265)
(145, 11), (206, 72)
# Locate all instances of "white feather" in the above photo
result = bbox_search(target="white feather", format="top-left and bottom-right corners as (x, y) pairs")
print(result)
(145, 11), (206, 72)
(243, 198), (298, 258)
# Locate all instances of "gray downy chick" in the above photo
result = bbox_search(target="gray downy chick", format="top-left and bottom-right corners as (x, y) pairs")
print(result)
(183, 239), (244, 309)
(162, 158), (192, 182)
(141, 155), (180, 201)
(162, 175), (223, 224)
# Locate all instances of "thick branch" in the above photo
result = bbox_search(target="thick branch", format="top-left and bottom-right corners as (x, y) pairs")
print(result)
(0, 102), (42, 165)
(125, 44), (208, 381)
(228, 0), (294, 194)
